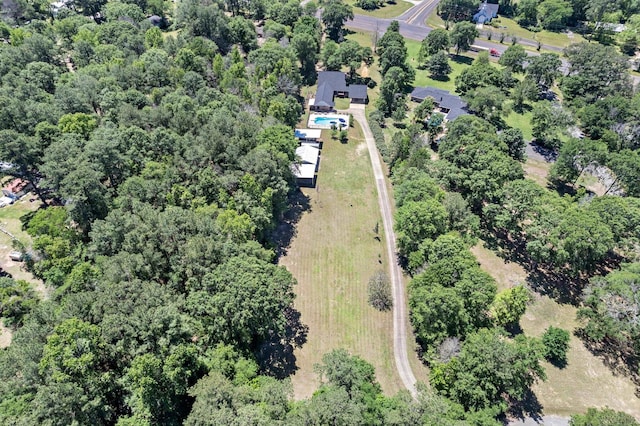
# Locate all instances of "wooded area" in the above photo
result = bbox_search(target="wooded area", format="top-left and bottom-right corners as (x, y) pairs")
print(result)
(1, 0), (640, 424)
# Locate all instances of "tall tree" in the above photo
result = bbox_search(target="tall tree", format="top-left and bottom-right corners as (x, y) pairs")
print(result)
(449, 21), (479, 55)
(321, 0), (354, 42)
(438, 0), (481, 22)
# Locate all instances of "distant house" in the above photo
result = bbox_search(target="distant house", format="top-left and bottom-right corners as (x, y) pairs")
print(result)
(310, 71), (368, 111)
(295, 128), (323, 148)
(473, 1), (499, 24)
(410, 87), (469, 121)
(292, 145), (320, 187)
(2, 178), (33, 200)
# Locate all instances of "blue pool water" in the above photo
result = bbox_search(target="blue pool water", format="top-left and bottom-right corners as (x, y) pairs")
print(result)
(313, 116), (347, 125)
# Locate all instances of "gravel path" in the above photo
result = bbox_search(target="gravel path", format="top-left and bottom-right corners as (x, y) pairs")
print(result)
(345, 106), (418, 397)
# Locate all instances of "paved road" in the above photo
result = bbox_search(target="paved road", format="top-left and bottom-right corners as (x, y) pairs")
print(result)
(346, 2), (639, 84)
(345, 106), (418, 398)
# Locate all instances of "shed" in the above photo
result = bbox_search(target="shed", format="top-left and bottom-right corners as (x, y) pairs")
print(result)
(292, 145), (320, 187)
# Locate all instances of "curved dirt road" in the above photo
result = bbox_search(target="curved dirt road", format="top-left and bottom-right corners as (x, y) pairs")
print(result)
(345, 106), (418, 397)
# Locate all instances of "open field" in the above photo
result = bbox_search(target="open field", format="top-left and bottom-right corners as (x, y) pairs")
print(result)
(505, 107), (534, 141)
(346, 0), (413, 18)
(471, 241), (640, 419)
(281, 122), (407, 398)
(523, 158), (551, 187)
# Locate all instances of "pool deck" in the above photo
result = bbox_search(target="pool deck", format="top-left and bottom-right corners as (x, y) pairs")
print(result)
(308, 112), (350, 129)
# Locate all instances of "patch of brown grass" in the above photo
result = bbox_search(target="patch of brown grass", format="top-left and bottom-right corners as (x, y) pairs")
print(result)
(473, 240), (640, 419)
(523, 158), (551, 188)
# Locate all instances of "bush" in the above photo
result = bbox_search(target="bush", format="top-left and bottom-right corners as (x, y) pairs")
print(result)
(355, 0), (380, 10)
(368, 270), (392, 311)
(542, 326), (570, 366)
(368, 114), (389, 161)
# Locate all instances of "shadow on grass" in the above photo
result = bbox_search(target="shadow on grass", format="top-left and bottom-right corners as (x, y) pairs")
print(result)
(479, 231), (587, 305)
(547, 356), (568, 369)
(577, 331), (640, 393)
(270, 189), (311, 260)
(505, 389), (544, 424)
(431, 74), (451, 82)
(450, 54), (474, 65)
(256, 306), (309, 379)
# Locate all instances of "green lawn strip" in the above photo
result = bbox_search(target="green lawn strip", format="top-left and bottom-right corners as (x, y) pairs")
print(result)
(345, 0), (413, 19)
(504, 105), (534, 141)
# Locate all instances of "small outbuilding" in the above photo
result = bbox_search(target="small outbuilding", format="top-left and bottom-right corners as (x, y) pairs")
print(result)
(292, 145), (320, 187)
(295, 128), (323, 148)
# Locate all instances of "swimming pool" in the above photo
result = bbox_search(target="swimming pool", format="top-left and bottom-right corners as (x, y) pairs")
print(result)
(308, 113), (349, 129)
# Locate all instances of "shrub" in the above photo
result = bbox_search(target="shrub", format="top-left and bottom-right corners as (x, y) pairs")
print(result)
(542, 326), (570, 365)
(368, 114), (389, 161)
(368, 270), (392, 311)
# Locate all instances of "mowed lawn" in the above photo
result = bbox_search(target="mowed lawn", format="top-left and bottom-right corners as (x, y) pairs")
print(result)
(471, 242), (640, 419)
(281, 122), (405, 399)
(345, 0), (413, 18)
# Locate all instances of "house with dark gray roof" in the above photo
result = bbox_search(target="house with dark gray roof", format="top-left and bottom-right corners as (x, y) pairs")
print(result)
(310, 71), (368, 111)
(410, 87), (469, 121)
(473, 1), (499, 24)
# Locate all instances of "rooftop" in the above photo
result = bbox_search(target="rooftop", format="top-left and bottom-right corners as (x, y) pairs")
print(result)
(295, 128), (322, 140)
(411, 87), (469, 121)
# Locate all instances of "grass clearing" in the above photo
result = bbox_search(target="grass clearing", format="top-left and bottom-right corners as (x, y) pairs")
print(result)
(281, 122), (406, 399)
(504, 107), (534, 141)
(345, 0), (413, 18)
(0, 196), (47, 349)
(487, 17), (587, 49)
(472, 240), (640, 419)
(405, 38), (475, 92)
(523, 158), (551, 187)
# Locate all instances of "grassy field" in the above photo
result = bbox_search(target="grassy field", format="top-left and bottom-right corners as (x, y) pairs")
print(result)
(471, 241), (640, 419)
(487, 16), (587, 49)
(405, 38), (475, 91)
(281, 122), (407, 399)
(345, 0), (413, 18)
(425, 10), (586, 50)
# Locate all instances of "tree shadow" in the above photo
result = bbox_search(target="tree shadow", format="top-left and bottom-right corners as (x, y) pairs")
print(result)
(431, 75), (451, 82)
(256, 306), (309, 379)
(505, 389), (544, 424)
(578, 332), (640, 391)
(270, 189), (311, 260)
(530, 141), (558, 162)
(547, 356), (568, 369)
(479, 230), (587, 306)
(451, 55), (474, 65)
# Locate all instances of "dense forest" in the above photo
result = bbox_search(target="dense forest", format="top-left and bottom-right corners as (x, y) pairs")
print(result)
(1, 0), (640, 424)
